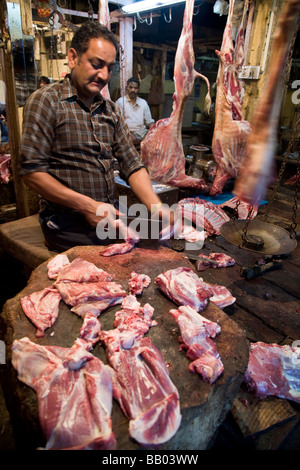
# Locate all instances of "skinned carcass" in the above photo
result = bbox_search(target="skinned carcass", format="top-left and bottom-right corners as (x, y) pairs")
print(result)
(140, 0), (211, 189)
(234, 0), (300, 204)
(210, 0), (251, 196)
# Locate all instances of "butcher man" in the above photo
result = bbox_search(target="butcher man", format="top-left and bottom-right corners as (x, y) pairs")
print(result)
(116, 77), (154, 148)
(19, 22), (173, 252)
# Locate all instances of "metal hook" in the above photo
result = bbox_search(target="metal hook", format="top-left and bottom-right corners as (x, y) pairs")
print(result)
(132, 15), (137, 31)
(137, 12), (152, 25)
(163, 7), (172, 23)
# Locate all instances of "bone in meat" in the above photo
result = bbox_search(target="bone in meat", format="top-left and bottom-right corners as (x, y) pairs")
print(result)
(170, 305), (223, 383)
(234, 0), (300, 204)
(21, 287), (62, 337)
(99, 296), (181, 445)
(11, 337), (116, 450)
(210, 0), (251, 196)
(140, 0), (211, 189)
(244, 342), (300, 403)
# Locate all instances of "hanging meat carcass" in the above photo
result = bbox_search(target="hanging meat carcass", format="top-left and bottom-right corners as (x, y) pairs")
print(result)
(140, 0), (211, 190)
(234, 0), (300, 205)
(210, 0), (251, 196)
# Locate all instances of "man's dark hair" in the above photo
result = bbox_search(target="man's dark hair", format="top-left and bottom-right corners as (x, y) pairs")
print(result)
(40, 76), (50, 84)
(70, 21), (119, 55)
(127, 77), (140, 87)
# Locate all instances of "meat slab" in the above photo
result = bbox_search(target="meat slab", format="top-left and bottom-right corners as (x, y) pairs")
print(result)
(99, 295), (181, 445)
(234, 0), (300, 204)
(170, 305), (224, 383)
(156, 266), (236, 310)
(21, 287), (62, 338)
(155, 267), (214, 312)
(244, 342), (300, 403)
(196, 252), (235, 271)
(11, 337), (116, 450)
(140, 0), (210, 189)
(210, 0), (251, 196)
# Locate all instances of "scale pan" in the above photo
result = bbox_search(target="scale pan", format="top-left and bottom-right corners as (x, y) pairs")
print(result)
(219, 219), (297, 255)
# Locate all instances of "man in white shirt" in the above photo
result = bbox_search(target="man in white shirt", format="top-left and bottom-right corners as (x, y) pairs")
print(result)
(116, 77), (154, 147)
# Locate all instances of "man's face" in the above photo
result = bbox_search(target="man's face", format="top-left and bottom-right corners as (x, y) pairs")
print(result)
(68, 37), (116, 101)
(127, 82), (139, 99)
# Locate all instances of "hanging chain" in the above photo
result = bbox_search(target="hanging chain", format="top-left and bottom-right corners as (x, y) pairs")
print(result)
(239, 205), (255, 247)
(290, 151), (300, 239)
(87, 0), (94, 21)
(49, 14), (54, 79)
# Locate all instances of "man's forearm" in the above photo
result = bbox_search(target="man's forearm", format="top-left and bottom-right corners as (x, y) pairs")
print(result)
(22, 172), (94, 213)
(128, 168), (161, 211)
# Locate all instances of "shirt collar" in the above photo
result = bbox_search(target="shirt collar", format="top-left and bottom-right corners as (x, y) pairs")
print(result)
(59, 74), (105, 108)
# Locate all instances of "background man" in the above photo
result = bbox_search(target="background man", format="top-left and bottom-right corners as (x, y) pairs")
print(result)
(116, 77), (154, 148)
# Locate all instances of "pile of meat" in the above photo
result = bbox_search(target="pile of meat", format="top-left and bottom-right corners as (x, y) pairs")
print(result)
(13, 254), (181, 450)
(155, 266), (236, 384)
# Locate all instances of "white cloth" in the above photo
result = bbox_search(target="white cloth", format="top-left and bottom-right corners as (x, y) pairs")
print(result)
(116, 95), (154, 140)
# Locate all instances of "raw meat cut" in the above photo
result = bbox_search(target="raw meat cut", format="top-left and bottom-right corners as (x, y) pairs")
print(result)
(176, 197), (230, 237)
(100, 295), (157, 351)
(234, 0), (300, 204)
(100, 241), (135, 257)
(155, 267), (214, 311)
(169, 305), (224, 383)
(210, 0), (251, 196)
(11, 337), (116, 449)
(0, 154), (10, 183)
(219, 196), (258, 219)
(196, 252), (235, 271)
(54, 280), (127, 308)
(71, 297), (123, 318)
(207, 283), (236, 309)
(129, 271), (151, 295)
(140, 0), (211, 189)
(79, 312), (102, 348)
(47, 254), (70, 279)
(155, 266), (235, 310)
(55, 257), (113, 283)
(99, 296), (181, 445)
(101, 335), (182, 445)
(21, 287), (62, 337)
(244, 342), (300, 403)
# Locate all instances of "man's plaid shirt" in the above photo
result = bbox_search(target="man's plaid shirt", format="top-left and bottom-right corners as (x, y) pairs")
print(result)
(19, 75), (144, 211)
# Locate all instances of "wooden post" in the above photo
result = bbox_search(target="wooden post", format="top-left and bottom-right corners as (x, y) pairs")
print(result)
(0, 0), (30, 218)
(0, 0), (39, 218)
(119, 16), (133, 96)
